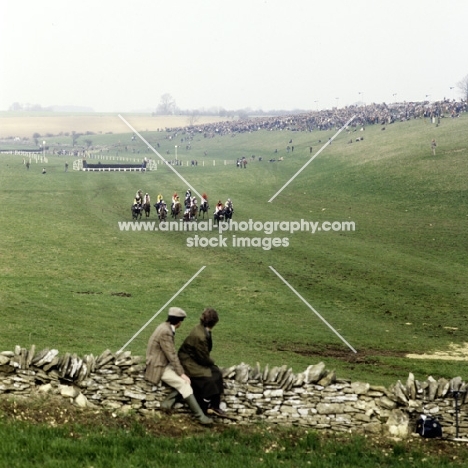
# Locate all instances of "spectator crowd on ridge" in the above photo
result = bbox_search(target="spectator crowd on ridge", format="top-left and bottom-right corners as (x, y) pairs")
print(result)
(164, 99), (467, 138)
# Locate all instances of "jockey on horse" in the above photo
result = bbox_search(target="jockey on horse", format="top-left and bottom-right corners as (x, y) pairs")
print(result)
(184, 196), (198, 222)
(182, 189), (192, 218)
(184, 191), (192, 210)
(183, 193), (194, 218)
(171, 192), (178, 212)
(190, 196), (198, 220)
(132, 194), (143, 220)
(225, 198), (233, 211)
(215, 200), (224, 213)
(143, 193), (151, 217)
(224, 198), (234, 220)
(158, 200), (168, 221)
(172, 193), (181, 219)
(154, 193), (164, 213)
(199, 193), (209, 219)
(214, 200), (225, 222)
(201, 193), (209, 208)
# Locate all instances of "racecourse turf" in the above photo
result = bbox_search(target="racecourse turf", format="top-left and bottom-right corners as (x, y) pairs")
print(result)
(1, 113), (467, 386)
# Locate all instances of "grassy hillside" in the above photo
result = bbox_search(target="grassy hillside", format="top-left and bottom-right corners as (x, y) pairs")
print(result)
(1, 113), (467, 386)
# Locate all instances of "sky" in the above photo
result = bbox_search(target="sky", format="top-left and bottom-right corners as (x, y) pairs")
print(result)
(1, 0), (467, 113)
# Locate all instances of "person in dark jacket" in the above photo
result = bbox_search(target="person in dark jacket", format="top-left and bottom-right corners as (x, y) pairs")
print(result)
(178, 307), (228, 418)
(145, 306), (213, 425)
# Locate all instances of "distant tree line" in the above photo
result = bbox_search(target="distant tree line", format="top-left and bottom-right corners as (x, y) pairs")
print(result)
(8, 103), (94, 112)
(9, 102), (46, 112)
(152, 93), (310, 121)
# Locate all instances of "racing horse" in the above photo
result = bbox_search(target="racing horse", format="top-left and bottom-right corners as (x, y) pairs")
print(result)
(199, 200), (210, 219)
(154, 200), (163, 215)
(224, 205), (234, 221)
(158, 203), (168, 222)
(131, 202), (143, 220)
(214, 204), (233, 223)
(184, 204), (198, 223)
(143, 201), (151, 218)
(213, 208), (225, 223)
(171, 201), (181, 219)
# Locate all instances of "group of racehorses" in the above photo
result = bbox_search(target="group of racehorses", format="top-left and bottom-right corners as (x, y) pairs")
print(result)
(131, 193), (229, 223)
(213, 204), (233, 223)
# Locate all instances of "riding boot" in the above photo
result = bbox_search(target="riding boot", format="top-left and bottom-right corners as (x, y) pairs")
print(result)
(210, 394), (221, 410)
(160, 390), (179, 411)
(184, 394), (213, 425)
(206, 393), (228, 418)
(200, 398), (211, 415)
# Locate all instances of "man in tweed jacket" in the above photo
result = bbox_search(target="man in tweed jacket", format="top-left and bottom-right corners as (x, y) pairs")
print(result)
(145, 306), (213, 425)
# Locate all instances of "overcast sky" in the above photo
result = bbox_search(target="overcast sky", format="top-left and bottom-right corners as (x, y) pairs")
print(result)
(1, 0), (467, 113)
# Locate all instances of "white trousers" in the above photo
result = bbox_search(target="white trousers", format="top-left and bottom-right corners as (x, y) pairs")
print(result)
(161, 365), (193, 399)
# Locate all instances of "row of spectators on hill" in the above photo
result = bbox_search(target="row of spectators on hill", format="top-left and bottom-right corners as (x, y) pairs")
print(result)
(165, 100), (467, 138)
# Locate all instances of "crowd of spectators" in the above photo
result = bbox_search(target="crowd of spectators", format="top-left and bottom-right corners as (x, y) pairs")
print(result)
(165, 99), (467, 138)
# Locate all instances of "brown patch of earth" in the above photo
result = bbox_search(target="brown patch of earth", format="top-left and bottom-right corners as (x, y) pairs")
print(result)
(0, 395), (218, 437)
(275, 343), (408, 363)
(277, 342), (468, 362)
(73, 291), (102, 295)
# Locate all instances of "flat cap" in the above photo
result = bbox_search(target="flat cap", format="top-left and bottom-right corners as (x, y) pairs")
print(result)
(168, 307), (187, 318)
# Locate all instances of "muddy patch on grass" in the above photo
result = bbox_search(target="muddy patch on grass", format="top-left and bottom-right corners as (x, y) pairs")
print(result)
(277, 342), (468, 362)
(275, 343), (408, 363)
(73, 291), (103, 295)
(0, 396), (216, 437)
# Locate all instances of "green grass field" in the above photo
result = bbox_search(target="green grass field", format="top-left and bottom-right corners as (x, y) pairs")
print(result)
(2, 112), (468, 467)
(1, 114), (468, 388)
(2, 402), (467, 468)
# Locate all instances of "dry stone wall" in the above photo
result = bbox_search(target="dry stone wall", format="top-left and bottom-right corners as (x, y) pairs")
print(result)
(1, 346), (467, 438)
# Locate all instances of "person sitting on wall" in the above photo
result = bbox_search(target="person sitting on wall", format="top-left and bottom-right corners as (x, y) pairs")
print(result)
(178, 308), (228, 418)
(145, 307), (213, 425)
